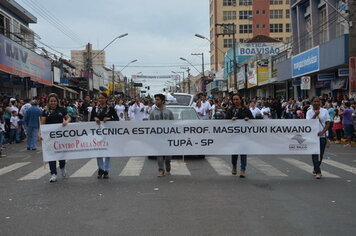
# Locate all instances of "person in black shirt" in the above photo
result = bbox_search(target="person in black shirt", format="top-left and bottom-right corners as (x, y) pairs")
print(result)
(225, 94), (254, 178)
(90, 92), (119, 179)
(40, 93), (71, 183)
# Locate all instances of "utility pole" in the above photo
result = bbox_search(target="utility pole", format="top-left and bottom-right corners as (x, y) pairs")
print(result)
(112, 64), (115, 96)
(187, 67), (191, 94)
(349, 0), (356, 98)
(86, 43), (92, 96)
(216, 23), (237, 92)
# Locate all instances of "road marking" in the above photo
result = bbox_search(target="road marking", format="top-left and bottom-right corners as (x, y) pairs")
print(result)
(0, 162), (31, 176)
(282, 159), (340, 178)
(119, 157), (145, 176)
(206, 156), (230, 176)
(323, 160), (356, 175)
(170, 160), (191, 175)
(70, 159), (97, 178)
(18, 166), (49, 180)
(249, 158), (287, 177)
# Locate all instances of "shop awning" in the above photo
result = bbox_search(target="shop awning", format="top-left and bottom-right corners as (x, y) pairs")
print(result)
(52, 84), (66, 90)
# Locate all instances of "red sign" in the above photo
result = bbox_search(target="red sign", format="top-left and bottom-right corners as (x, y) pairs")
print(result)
(350, 57), (356, 93)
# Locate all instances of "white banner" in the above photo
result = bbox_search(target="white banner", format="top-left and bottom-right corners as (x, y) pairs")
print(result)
(301, 76), (311, 90)
(40, 120), (320, 162)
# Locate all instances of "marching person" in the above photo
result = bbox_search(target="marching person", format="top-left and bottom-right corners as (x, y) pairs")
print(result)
(40, 93), (71, 183)
(226, 94), (254, 178)
(24, 100), (42, 150)
(149, 93), (174, 177)
(306, 96), (330, 179)
(90, 92), (119, 179)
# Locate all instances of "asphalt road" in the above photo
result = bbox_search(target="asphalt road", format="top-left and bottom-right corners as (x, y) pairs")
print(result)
(0, 142), (355, 236)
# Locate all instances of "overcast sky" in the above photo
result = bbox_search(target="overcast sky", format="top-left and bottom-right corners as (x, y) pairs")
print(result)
(18, 0), (210, 80)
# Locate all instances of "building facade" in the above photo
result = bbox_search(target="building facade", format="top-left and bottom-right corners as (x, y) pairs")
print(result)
(71, 43), (106, 77)
(209, 0), (292, 71)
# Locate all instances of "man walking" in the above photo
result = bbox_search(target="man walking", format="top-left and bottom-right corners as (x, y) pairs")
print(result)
(24, 100), (42, 150)
(149, 94), (174, 177)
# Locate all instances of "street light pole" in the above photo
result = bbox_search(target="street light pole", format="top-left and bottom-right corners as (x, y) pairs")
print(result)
(180, 67), (191, 94)
(86, 33), (128, 96)
(191, 53), (204, 77)
(119, 59), (138, 97)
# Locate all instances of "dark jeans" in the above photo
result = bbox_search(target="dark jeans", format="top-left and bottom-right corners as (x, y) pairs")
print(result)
(311, 137), (327, 174)
(49, 160), (66, 175)
(231, 155), (247, 170)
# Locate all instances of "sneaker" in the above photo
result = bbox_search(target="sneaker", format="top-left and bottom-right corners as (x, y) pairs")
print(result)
(49, 174), (57, 182)
(103, 171), (109, 179)
(232, 166), (237, 175)
(239, 170), (246, 178)
(60, 168), (67, 178)
(97, 169), (104, 179)
(315, 173), (322, 179)
(157, 170), (164, 177)
(312, 170), (316, 176)
(165, 163), (171, 173)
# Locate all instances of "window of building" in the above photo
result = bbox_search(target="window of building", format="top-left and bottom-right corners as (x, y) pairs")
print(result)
(270, 24), (283, 33)
(239, 24), (252, 34)
(285, 0), (290, 4)
(286, 23), (291, 32)
(262, 10), (266, 14)
(319, 6), (328, 44)
(239, 0), (252, 6)
(223, 24), (236, 34)
(256, 24), (260, 28)
(304, 16), (312, 51)
(223, 11), (237, 20)
(270, 0), (283, 4)
(256, 10), (259, 14)
(0, 13), (11, 37)
(286, 9), (290, 18)
(223, 38), (234, 48)
(223, 0), (237, 6)
(270, 10), (283, 19)
(262, 24), (266, 28)
(239, 10), (252, 19)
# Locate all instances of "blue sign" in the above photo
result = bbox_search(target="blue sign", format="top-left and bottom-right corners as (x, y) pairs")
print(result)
(0, 34), (52, 85)
(292, 46), (319, 78)
(338, 68), (349, 77)
(60, 78), (69, 85)
(317, 73), (335, 81)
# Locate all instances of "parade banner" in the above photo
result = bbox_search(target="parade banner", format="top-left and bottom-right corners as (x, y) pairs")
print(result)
(40, 120), (320, 162)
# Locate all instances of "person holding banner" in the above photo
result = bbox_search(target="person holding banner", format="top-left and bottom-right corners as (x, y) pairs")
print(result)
(306, 96), (330, 179)
(90, 92), (119, 179)
(149, 93), (174, 177)
(40, 93), (71, 183)
(226, 94), (254, 178)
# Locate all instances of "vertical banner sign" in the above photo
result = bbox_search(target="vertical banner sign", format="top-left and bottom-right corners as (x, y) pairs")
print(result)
(301, 76), (311, 90)
(257, 59), (270, 86)
(349, 57), (356, 97)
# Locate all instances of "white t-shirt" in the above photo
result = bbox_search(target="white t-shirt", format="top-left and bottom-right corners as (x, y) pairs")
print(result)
(250, 107), (262, 118)
(260, 107), (271, 119)
(306, 108), (331, 137)
(19, 103), (31, 116)
(114, 104), (126, 118)
(10, 116), (19, 129)
(194, 106), (205, 117)
(10, 105), (19, 113)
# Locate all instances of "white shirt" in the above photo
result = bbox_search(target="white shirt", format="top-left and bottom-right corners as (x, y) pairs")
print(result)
(114, 104), (126, 119)
(306, 108), (331, 137)
(260, 107), (271, 119)
(19, 103), (31, 116)
(194, 106), (205, 117)
(131, 103), (146, 121)
(10, 105), (19, 113)
(10, 116), (19, 129)
(250, 107), (261, 118)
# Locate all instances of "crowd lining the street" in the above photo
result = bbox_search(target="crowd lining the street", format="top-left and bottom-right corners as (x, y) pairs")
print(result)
(0, 93), (355, 181)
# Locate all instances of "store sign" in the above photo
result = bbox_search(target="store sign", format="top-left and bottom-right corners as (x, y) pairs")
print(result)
(315, 81), (331, 88)
(292, 46), (319, 78)
(338, 68), (349, 77)
(257, 59), (270, 86)
(238, 43), (285, 56)
(317, 73), (335, 81)
(331, 77), (348, 90)
(60, 78), (69, 85)
(0, 34), (52, 85)
(301, 76), (311, 90)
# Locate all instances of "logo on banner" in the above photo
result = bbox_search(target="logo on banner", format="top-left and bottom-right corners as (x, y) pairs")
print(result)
(290, 134), (307, 150)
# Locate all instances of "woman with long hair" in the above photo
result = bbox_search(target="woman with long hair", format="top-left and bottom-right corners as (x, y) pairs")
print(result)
(225, 94), (254, 178)
(90, 92), (119, 179)
(40, 93), (71, 182)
